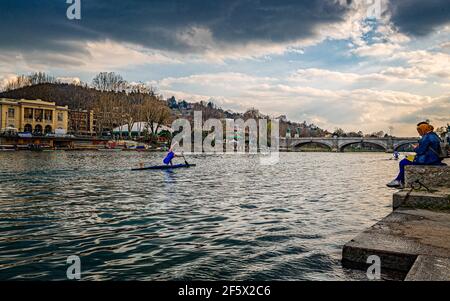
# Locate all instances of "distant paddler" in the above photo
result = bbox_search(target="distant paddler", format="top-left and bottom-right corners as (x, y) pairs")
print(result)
(163, 142), (189, 166)
(393, 151), (399, 160)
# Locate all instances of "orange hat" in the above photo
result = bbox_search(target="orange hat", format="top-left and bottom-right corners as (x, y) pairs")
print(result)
(417, 122), (434, 136)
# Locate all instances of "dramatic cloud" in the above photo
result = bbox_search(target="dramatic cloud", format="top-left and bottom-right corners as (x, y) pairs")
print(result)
(153, 71), (447, 136)
(1, 0), (448, 64)
(393, 50), (450, 79)
(0, 0), (352, 58)
(0, 1), (449, 134)
(392, 95), (450, 125)
(388, 0), (450, 36)
(288, 68), (426, 87)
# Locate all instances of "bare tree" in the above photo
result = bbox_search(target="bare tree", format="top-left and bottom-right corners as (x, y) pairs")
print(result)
(123, 101), (139, 140)
(4, 72), (56, 91)
(141, 99), (172, 139)
(94, 95), (120, 136)
(333, 128), (346, 137)
(127, 82), (154, 95)
(92, 72), (128, 92)
(388, 126), (394, 137)
(29, 72), (56, 85)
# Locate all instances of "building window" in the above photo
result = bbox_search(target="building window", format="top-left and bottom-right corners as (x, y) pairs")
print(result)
(57, 112), (64, 122)
(35, 109), (43, 122)
(8, 108), (15, 118)
(25, 108), (33, 119)
(44, 110), (53, 121)
(44, 125), (52, 134)
(34, 124), (43, 134)
(24, 124), (32, 133)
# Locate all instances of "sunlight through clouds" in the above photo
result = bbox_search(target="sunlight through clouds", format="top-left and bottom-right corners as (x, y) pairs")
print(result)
(0, 0), (449, 135)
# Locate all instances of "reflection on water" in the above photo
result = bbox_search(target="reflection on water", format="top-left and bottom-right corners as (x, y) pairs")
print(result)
(0, 152), (398, 280)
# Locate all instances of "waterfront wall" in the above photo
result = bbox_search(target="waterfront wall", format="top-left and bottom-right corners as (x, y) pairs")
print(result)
(405, 165), (450, 188)
(342, 160), (450, 281)
(0, 135), (108, 149)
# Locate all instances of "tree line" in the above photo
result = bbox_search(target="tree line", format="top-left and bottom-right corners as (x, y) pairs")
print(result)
(2, 71), (411, 140)
(0, 72), (172, 140)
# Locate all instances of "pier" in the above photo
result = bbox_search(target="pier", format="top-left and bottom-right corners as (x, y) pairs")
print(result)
(342, 160), (450, 280)
(0, 134), (109, 150)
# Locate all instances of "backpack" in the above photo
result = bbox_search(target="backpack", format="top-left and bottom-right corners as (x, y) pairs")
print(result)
(428, 133), (446, 161)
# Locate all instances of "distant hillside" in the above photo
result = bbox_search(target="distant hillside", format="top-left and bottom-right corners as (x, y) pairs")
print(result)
(0, 83), (105, 109)
(166, 96), (330, 137)
(0, 83), (158, 110)
(1, 83), (330, 137)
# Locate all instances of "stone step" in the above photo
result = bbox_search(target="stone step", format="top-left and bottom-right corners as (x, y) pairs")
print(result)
(342, 208), (450, 276)
(405, 162), (450, 189)
(393, 188), (450, 210)
(405, 255), (450, 281)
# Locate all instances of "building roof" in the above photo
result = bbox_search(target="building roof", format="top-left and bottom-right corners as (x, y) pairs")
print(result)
(0, 98), (68, 110)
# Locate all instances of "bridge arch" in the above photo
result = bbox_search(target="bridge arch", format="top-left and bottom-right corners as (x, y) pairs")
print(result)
(339, 140), (387, 152)
(394, 141), (418, 152)
(292, 141), (333, 151)
(283, 137), (419, 152)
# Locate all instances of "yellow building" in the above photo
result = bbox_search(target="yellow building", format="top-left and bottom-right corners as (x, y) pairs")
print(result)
(0, 98), (69, 134)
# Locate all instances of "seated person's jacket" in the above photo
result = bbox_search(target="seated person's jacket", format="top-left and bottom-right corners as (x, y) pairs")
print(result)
(414, 132), (442, 164)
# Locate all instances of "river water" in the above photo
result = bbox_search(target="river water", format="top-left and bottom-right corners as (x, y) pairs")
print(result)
(0, 151), (398, 280)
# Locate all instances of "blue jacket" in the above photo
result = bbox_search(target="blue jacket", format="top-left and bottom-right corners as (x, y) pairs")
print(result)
(414, 132), (442, 164)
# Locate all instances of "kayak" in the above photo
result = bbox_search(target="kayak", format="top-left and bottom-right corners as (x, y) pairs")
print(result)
(132, 164), (196, 171)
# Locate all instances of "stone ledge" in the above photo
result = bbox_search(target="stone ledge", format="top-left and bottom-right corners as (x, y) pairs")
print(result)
(342, 208), (450, 276)
(405, 255), (450, 281)
(405, 161), (450, 188)
(393, 188), (450, 210)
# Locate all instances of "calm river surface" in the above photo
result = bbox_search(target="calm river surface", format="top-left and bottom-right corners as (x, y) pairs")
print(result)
(0, 151), (398, 280)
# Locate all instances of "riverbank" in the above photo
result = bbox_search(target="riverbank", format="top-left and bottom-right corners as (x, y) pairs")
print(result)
(342, 159), (450, 280)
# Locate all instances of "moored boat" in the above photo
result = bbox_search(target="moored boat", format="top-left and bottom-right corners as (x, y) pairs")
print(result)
(0, 145), (16, 152)
(98, 148), (122, 152)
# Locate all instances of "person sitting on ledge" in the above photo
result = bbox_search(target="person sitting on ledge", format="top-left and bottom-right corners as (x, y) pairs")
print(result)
(387, 121), (445, 188)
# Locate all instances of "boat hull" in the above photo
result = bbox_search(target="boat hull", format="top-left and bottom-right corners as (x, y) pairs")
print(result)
(132, 164), (196, 171)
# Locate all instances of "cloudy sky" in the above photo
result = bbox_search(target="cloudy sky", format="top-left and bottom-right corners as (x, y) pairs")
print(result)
(1, 0), (449, 136)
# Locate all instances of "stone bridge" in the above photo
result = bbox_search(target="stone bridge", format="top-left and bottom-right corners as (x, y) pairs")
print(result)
(280, 136), (419, 152)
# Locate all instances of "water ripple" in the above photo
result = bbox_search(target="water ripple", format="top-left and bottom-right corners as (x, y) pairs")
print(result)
(0, 152), (396, 280)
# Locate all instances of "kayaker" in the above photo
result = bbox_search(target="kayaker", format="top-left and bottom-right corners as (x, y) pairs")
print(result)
(163, 147), (176, 166)
(393, 151), (399, 160)
(387, 121), (445, 188)
(163, 140), (188, 166)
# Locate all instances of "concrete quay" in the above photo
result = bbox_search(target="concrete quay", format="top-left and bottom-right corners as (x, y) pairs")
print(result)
(342, 159), (450, 281)
(405, 255), (450, 281)
(393, 188), (450, 210)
